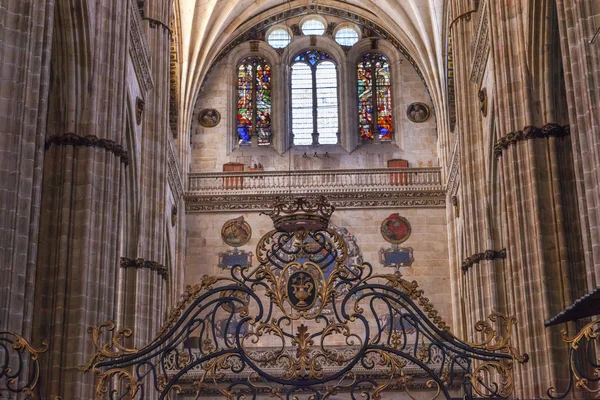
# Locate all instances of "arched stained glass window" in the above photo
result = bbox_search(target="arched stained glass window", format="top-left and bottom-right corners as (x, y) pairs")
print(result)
(358, 53), (392, 142)
(291, 50), (338, 145)
(237, 57), (272, 146)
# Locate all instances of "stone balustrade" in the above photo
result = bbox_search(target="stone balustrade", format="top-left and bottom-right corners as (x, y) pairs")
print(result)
(185, 168), (446, 212)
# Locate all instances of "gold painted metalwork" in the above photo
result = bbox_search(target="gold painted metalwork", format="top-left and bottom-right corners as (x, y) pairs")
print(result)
(547, 318), (600, 398)
(81, 196), (528, 399)
(0, 331), (48, 399)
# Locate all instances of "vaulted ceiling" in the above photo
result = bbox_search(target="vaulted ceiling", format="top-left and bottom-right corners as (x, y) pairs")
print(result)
(175, 0), (448, 145)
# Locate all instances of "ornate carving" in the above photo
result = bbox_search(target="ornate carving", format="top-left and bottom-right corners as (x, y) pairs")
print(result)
(0, 331), (48, 398)
(45, 133), (129, 166)
(470, 0), (490, 83)
(129, 0), (153, 92)
(185, 191), (447, 213)
(494, 123), (570, 158)
(171, 205), (178, 227)
(135, 97), (145, 125)
(326, 22), (336, 35)
(167, 140), (184, 199)
(249, 40), (260, 52)
(478, 88), (488, 117)
(461, 249), (507, 272)
(169, 14), (180, 137)
(120, 257), (168, 281)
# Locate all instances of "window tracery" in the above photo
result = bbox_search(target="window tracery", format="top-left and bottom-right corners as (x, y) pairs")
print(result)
(237, 57), (272, 146)
(357, 53), (393, 142)
(291, 50), (338, 145)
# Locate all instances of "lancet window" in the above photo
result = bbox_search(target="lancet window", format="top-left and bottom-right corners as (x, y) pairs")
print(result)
(237, 57), (272, 146)
(291, 50), (339, 146)
(357, 53), (393, 142)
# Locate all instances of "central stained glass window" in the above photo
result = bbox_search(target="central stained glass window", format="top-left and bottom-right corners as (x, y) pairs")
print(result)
(291, 50), (338, 145)
(237, 57), (272, 146)
(358, 53), (393, 141)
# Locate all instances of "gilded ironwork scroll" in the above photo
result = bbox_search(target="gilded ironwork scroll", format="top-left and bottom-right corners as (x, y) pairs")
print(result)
(82, 197), (527, 399)
(547, 319), (600, 398)
(0, 331), (48, 399)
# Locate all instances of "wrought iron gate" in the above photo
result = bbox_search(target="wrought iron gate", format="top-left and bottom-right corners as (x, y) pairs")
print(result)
(81, 197), (528, 399)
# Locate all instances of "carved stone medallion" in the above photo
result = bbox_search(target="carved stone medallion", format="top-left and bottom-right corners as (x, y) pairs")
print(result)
(287, 271), (317, 311)
(221, 216), (252, 247)
(380, 213), (412, 244)
(199, 108), (221, 128)
(407, 102), (430, 123)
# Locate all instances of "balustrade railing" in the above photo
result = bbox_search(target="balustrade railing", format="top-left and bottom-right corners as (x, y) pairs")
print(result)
(187, 167), (443, 195)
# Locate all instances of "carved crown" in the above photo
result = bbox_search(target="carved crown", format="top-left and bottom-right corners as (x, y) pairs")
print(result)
(265, 196), (335, 232)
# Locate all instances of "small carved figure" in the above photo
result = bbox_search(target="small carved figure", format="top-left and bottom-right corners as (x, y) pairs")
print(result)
(135, 97), (145, 125)
(478, 88), (488, 117)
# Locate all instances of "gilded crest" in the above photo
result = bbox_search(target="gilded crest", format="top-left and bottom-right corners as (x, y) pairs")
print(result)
(380, 213), (412, 244)
(287, 271), (316, 311)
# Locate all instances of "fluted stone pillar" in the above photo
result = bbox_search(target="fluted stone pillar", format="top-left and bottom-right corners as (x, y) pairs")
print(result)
(0, 0), (54, 336)
(487, 0), (583, 396)
(32, 0), (129, 397)
(121, 0), (172, 353)
(555, 0), (600, 290)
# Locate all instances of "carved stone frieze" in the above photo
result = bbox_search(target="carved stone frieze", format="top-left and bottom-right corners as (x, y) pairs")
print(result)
(45, 133), (129, 165)
(461, 249), (506, 272)
(120, 257), (168, 281)
(493, 123), (570, 158)
(167, 141), (184, 199)
(446, 138), (460, 193)
(169, 14), (180, 137)
(185, 191), (446, 213)
(129, 0), (154, 92)
(470, 0), (490, 83)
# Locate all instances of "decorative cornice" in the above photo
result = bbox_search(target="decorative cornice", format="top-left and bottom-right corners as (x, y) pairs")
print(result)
(167, 140), (184, 199)
(493, 123), (570, 159)
(461, 249), (506, 272)
(129, 0), (154, 92)
(45, 133), (129, 165)
(469, 0), (489, 83)
(120, 257), (168, 281)
(185, 191), (446, 213)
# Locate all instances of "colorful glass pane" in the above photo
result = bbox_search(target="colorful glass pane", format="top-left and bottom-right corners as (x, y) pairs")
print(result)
(236, 57), (272, 146)
(357, 53), (392, 141)
(255, 63), (272, 145)
(316, 61), (338, 144)
(291, 63), (313, 145)
(376, 60), (392, 141)
(358, 58), (374, 140)
(237, 63), (253, 145)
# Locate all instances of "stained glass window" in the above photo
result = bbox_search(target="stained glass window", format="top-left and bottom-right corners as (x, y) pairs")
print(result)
(237, 57), (271, 146)
(358, 53), (392, 142)
(291, 51), (338, 145)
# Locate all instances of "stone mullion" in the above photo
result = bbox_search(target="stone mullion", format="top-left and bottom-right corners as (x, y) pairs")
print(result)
(32, 0), (129, 397)
(555, 0), (600, 289)
(488, 1), (574, 396)
(0, 0), (54, 338)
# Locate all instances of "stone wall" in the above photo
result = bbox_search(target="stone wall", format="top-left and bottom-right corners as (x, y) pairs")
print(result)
(190, 33), (439, 173)
(185, 208), (452, 327)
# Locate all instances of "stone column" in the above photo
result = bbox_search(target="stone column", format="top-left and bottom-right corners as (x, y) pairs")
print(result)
(487, 0), (583, 396)
(122, 0), (172, 350)
(0, 0), (54, 336)
(555, 0), (600, 290)
(32, 0), (129, 397)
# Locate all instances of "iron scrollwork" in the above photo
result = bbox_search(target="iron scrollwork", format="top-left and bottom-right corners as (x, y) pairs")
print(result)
(0, 331), (48, 399)
(82, 197), (527, 399)
(547, 319), (600, 398)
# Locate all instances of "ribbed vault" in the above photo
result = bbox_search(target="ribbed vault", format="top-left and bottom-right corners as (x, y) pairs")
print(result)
(175, 0), (448, 166)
